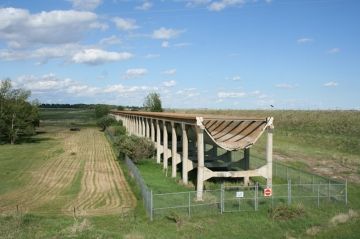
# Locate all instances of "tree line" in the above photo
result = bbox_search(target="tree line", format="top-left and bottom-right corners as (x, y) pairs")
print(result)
(0, 79), (39, 144)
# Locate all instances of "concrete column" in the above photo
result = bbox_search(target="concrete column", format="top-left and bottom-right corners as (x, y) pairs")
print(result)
(156, 120), (161, 164)
(151, 119), (155, 142)
(163, 121), (168, 169)
(137, 117), (140, 136)
(146, 118), (150, 138)
(266, 127), (273, 188)
(244, 148), (250, 185)
(182, 123), (189, 184)
(196, 125), (205, 201)
(140, 117), (143, 136)
(171, 121), (177, 178)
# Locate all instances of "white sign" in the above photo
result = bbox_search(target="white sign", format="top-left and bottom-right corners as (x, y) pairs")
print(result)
(236, 191), (244, 198)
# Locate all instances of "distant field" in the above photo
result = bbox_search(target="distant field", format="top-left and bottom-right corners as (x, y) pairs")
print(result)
(39, 108), (96, 127)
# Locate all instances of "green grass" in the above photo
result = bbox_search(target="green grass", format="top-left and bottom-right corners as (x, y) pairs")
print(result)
(1, 109), (360, 238)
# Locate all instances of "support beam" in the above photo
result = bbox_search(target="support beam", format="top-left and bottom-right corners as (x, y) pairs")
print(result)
(163, 120), (168, 170)
(266, 127), (273, 188)
(196, 123), (205, 201)
(156, 120), (161, 164)
(182, 123), (189, 184)
(171, 122), (177, 178)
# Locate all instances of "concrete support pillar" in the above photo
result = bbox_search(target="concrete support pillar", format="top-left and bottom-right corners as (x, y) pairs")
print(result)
(140, 117), (144, 137)
(156, 120), (161, 164)
(146, 118), (150, 138)
(182, 123), (189, 184)
(244, 148), (250, 185)
(136, 117), (140, 136)
(171, 122), (177, 178)
(151, 119), (155, 142)
(266, 127), (273, 188)
(163, 121), (168, 169)
(196, 125), (205, 201)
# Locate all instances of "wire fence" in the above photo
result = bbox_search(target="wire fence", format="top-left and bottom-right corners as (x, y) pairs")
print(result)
(105, 129), (349, 220)
(124, 156), (348, 220)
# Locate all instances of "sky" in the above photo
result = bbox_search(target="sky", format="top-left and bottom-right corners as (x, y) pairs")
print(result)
(0, 0), (359, 109)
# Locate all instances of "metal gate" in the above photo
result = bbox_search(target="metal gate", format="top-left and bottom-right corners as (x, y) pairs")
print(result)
(222, 184), (259, 213)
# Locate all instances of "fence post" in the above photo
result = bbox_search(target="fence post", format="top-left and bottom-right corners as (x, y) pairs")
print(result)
(328, 180), (331, 201)
(317, 184), (320, 208)
(312, 175), (314, 192)
(150, 190), (153, 221)
(188, 192), (191, 217)
(220, 184), (224, 214)
(345, 180), (348, 205)
(286, 167), (289, 179)
(255, 183), (258, 211)
(288, 179), (291, 206)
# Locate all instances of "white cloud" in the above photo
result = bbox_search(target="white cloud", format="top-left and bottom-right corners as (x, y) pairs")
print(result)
(152, 27), (184, 40)
(297, 38), (313, 44)
(173, 42), (191, 48)
(72, 49), (133, 65)
(68, 0), (102, 10)
(123, 68), (148, 79)
(218, 91), (246, 98)
(135, 1), (153, 10)
(231, 75), (241, 81)
(163, 80), (176, 87)
(176, 88), (199, 98)
(161, 41), (170, 48)
(113, 17), (139, 31)
(208, 0), (246, 11)
(275, 83), (297, 89)
(0, 8), (104, 47)
(99, 35), (121, 45)
(162, 69), (176, 75)
(324, 81), (338, 87)
(186, 0), (211, 8)
(327, 48), (340, 54)
(144, 53), (160, 59)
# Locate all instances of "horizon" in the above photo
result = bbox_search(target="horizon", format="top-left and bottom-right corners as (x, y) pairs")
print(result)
(1, 0), (359, 110)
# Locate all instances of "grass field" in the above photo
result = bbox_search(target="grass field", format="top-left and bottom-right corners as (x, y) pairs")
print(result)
(0, 108), (359, 238)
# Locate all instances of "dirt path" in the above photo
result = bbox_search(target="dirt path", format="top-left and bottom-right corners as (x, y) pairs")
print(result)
(0, 128), (136, 216)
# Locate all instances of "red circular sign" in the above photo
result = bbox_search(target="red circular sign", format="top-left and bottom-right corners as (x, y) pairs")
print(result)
(264, 188), (272, 197)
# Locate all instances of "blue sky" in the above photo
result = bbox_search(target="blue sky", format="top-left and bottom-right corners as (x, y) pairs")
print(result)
(0, 0), (359, 109)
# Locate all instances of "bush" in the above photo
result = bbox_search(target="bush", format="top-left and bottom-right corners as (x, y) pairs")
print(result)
(116, 135), (155, 163)
(108, 125), (126, 137)
(268, 203), (305, 220)
(97, 115), (116, 131)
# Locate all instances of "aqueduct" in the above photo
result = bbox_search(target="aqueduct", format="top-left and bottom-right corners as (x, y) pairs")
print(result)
(110, 110), (274, 200)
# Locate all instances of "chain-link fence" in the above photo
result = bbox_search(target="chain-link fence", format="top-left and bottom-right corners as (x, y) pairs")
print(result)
(124, 156), (153, 220)
(124, 157), (348, 220)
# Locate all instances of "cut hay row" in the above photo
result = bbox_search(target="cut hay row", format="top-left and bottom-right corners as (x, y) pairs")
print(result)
(0, 128), (136, 216)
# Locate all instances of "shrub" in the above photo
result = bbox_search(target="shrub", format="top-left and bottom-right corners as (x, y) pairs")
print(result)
(268, 203), (305, 220)
(108, 125), (126, 137)
(97, 115), (116, 131)
(116, 135), (155, 163)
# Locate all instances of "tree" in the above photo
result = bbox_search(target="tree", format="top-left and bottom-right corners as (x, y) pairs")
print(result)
(97, 115), (117, 131)
(95, 104), (110, 118)
(143, 92), (163, 112)
(0, 79), (39, 144)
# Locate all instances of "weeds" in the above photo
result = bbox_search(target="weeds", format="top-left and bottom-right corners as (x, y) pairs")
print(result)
(268, 203), (305, 220)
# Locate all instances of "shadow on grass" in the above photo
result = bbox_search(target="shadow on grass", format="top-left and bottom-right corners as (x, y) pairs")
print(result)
(16, 136), (53, 144)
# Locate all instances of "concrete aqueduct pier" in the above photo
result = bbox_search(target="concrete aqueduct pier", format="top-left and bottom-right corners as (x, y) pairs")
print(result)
(110, 110), (274, 201)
